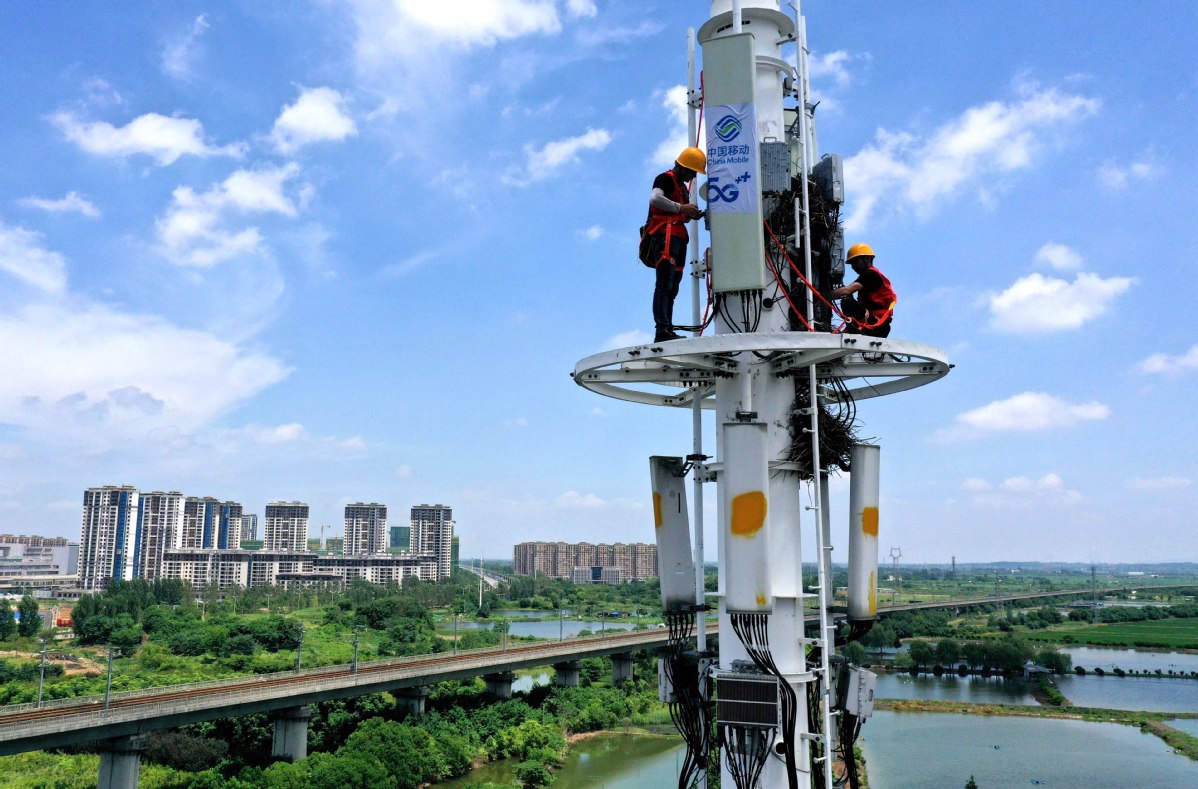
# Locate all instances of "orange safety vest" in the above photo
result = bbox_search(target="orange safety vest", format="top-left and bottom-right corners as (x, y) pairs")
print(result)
(640, 171), (691, 267)
(856, 266), (897, 329)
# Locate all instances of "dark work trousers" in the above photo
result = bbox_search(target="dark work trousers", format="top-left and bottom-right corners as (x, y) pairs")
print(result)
(841, 296), (892, 338)
(649, 234), (688, 334)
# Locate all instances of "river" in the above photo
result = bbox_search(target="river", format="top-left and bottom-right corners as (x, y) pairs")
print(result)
(435, 733), (685, 788)
(861, 711), (1198, 788)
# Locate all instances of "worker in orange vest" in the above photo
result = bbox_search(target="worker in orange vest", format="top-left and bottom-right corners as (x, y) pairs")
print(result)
(831, 243), (897, 338)
(643, 147), (705, 342)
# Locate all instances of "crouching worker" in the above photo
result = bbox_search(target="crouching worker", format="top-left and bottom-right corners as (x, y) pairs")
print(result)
(831, 243), (897, 338)
(642, 147), (705, 342)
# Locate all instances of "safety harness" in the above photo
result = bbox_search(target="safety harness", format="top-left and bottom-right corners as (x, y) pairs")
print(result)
(639, 170), (690, 269)
(854, 265), (897, 331)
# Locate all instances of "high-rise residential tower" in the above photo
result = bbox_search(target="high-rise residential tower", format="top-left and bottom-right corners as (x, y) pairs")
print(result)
(79, 485), (140, 590)
(242, 513), (259, 542)
(264, 501), (309, 552)
(218, 501), (242, 550)
(344, 503), (387, 555)
(410, 504), (454, 580)
(181, 497), (220, 549)
(134, 491), (183, 580)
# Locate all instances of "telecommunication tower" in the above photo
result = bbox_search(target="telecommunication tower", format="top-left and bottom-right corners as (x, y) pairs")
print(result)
(572, 2), (950, 787)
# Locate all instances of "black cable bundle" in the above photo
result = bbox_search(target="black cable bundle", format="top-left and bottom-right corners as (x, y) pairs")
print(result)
(805, 669), (826, 789)
(788, 372), (861, 479)
(730, 613), (800, 789)
(836, 711), (864, 789)
(663, 610), (712, 789)
(763, 175), (843, 332)
(720, 724), (772, 789)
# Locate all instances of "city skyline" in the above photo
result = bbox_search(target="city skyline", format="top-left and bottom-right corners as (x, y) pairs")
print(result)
(0, 2), (1194, 563)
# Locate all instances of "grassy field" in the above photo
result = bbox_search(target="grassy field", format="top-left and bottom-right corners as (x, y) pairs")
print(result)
(1026, 618), (1198, 649)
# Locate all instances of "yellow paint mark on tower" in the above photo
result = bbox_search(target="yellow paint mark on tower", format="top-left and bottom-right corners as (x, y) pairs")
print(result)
(756, 594), (767, 607)
(862, 506), (879, 536)
(652, 492), (663, 528)
(730, 491), (767, 536)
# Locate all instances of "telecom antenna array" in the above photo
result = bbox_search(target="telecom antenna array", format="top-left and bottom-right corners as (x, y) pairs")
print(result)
(572, 3), (950, 788)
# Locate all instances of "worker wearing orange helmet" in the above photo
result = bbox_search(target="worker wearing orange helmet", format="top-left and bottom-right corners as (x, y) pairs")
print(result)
(831, 243), (897, 338)
(642, 147), (705, 342)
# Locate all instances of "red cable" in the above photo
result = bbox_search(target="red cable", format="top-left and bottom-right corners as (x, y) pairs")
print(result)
(762, 220), (857, 331)
(764, 245), (815, 332)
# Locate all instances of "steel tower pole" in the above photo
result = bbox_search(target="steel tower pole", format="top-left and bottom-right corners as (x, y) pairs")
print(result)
(687, 26), (708, 654)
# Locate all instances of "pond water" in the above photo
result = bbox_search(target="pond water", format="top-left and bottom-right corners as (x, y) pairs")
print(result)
(1055, 674), (1198, 713)
(1167, 718), (1198, 737)
(434, 733), (685, 788)
(861, 711), (1198, 788)
(875, 673), (1037, 705)
(511, 670), (551, 694)
(1062, 645), (1198, 674)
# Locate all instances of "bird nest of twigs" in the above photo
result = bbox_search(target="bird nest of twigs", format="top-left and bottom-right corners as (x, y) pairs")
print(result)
(787, 374), (861, 479)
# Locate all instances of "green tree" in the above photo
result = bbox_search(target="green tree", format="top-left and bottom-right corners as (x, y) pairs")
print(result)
(965, 776), (978, 789)
(0, 599), (15, 640)
(908, 640), (934, 670)
(339, 718), (439, 788)
(17, 596), (41, 637)
(514, 758), (555, 788)
(842, 641), (867, 666)
(306, 752), (390, 789)
(935, 638), (961, 667)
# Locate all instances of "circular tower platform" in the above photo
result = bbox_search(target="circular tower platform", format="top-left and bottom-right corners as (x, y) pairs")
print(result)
(573, 333), (951, 408)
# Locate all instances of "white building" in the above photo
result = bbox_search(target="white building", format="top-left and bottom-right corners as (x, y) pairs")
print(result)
(263, 501), (309, 552)
(160, 549), (434, 590)
(79, 485), (139, 590)
(344, 503), (388, 555)
(135, 491), (183, 580)
(411, 504), (454, 581)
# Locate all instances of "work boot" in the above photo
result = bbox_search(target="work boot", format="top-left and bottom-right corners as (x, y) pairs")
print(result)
(654, 330), (684, 342)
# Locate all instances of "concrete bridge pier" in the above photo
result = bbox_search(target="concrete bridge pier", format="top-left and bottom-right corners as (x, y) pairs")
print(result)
(484, 671), (516, 698)
(611, 653), (635, 685)
(271, 705), (312, 762)
(396, 685), (430, 719)
(97, 734), (148, 789)
(553, 661), (581, 687)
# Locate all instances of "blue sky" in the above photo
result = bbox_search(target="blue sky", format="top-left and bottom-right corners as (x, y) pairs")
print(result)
(0, 1), (1194, 564)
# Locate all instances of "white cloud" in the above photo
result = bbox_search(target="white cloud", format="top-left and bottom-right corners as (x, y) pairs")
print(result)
(0, 221), (68, 294)
(157, 163), (303, 267)
(352, 0), (561, 67)
(396, 464), (412, 478)
(271, 87), (358, 154)
(576, 20), (663, 47)
(1034, 241), (1082, 271)
(961, 472), (1082, 507)
(162, 14), (209, 80)
(51, 111), (244, 166)
(1130, 476), (1193, 491)
(842, 84), (1100, 230)
(602, 329), (652, 349)
(557, 490), (606, 509)
(1097, 155), (1159, 189)
(505, 416), (529, 428)
(18, 191), (100, 218)
(808, 50), (856, 88)
(566, 0), (597, 17)
(581, 224), (604, 240)
(652, 85), (693, 169)
(241, 423), (307, 444)
(939, 392), (1109, 441)
(506, 128), (611, 185)
(0, 302), (289, 441)
(1137, 344), (1198, 376)
(987, 271), (1134, 333)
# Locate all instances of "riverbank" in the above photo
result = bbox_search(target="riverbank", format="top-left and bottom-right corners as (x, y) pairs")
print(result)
(875, 698), (1198, 761)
